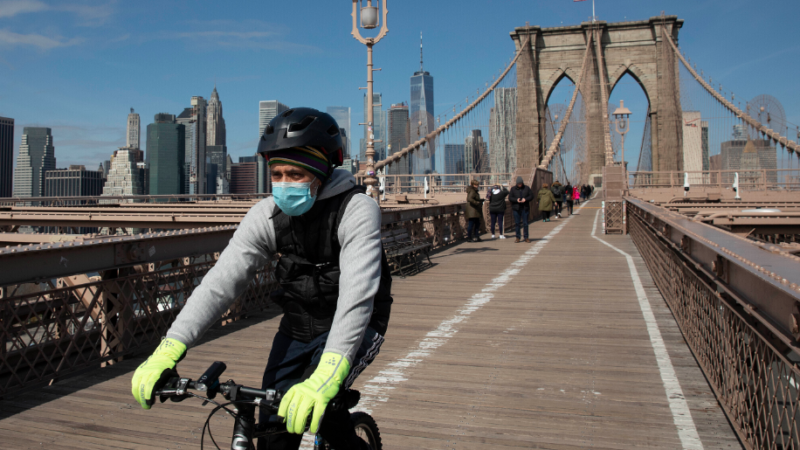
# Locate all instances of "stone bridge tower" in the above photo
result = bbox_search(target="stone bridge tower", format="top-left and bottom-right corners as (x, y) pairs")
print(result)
(511, 16), (684, 181)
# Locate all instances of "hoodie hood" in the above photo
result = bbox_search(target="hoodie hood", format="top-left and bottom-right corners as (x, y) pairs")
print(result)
(515, 176), (524, 186)
(317, 168), (357, 201)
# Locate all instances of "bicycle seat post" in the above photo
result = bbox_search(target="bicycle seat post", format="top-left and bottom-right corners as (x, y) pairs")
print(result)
(231, 403), (256, 450)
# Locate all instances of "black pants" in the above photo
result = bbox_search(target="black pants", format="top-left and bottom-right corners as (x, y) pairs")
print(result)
(566, 200), (574, 215)
(490, 212), (504, 234)
(542, 211), (551, 220)
(467, 217), (480, 239)
(258, 329), (384, 449)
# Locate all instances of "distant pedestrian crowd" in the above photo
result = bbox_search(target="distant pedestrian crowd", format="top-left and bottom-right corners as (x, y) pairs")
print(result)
(465, 178), (594, 244)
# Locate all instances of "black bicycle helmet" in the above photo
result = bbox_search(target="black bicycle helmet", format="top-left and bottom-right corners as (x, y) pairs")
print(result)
(257, 107), (344, 168)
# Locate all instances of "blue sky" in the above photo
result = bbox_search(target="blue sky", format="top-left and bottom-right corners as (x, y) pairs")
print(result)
(1, 0), (798, 170)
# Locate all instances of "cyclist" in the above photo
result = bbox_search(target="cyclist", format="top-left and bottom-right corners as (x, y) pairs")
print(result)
(131, 108), (392, 450)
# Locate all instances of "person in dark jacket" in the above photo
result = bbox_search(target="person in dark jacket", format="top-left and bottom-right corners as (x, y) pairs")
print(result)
(465, 179), (485, 242)
(550, 181), (563, 218)
(538, 183), (557, 222)
(488, 183), (509, 239)
(564, 183), (574, 215)
(508, 176), (534, 243)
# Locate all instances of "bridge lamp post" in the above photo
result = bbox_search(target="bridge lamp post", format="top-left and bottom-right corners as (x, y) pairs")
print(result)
(612, 100), (632, 169)
(351, 0), (389, 202)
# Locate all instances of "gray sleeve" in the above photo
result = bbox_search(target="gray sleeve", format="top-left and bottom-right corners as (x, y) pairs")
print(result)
(323, 194), (382, 363)
(166, 198), (277, 347)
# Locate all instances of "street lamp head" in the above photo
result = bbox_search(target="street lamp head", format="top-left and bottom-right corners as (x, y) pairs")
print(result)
(361, 2), (379, 29)
(351, 0), (389, 44)
(612, 99), (632, 119)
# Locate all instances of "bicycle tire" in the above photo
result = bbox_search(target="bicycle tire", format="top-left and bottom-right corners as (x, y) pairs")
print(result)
(351, 412), (382, 450)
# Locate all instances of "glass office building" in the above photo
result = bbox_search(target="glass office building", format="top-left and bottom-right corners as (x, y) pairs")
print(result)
(14, 127), (56, 198)
(387, 103), (411, 177)
(146, 113), (186, 195)
(410, 36), (434, 174)
(0, 117), (13, 197)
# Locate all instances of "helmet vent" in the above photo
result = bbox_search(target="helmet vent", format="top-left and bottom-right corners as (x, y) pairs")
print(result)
(282, 109), (294, 117)
(327, 125), (340, 136)
(288, 116), (316, 132)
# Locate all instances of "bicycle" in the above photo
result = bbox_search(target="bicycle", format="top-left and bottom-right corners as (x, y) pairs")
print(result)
(155, 361), (382, 450)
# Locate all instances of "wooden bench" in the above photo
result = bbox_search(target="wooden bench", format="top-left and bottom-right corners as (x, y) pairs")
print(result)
(381, 228), (433, 277)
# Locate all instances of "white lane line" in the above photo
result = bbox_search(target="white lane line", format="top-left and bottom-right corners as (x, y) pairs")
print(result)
(355, 201), (591, 415)
(591, 210), (704, 450)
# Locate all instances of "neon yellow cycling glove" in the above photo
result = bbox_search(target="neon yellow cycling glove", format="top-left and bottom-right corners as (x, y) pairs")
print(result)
(278, 352), (351, 434)
(131, 338), (186, 409)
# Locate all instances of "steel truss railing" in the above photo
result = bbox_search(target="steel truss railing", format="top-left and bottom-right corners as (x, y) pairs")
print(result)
(0, 202), (475, 398)
(629, 169), (800, 191)
(0, 255), (276, 399)
(628, 197), (800, 449)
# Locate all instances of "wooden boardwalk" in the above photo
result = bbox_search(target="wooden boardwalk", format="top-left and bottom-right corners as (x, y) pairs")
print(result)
(0, 198), (741, 449)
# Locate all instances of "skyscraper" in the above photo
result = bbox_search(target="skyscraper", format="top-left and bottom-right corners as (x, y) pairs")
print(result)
(127, 108), (141, 149)
(175, 97), (209, 194)
(387, 103), (410, 177)
(147, 113), (186, 195)
(207, 85), (226, 147)
(191, 96), (208, 194)
(102, 148), (144, 201)
(207, 145), (227, 194)
(410, 33), (435, 174)
(682, 111), (703, 174)
(701, 121), (710, 171)
(176, 108), (195, 194)
(490, 88), (517, 174)
(327, 106), (351, 158)
(13, 127), (56, 198)
(465, 130), (488, 174)
(259, 100), (290, 137)
(363, 93), (385, 161)
(258, 100), (289, 193)
(443, 144), (466, 185)
(0, 117), (13, 197)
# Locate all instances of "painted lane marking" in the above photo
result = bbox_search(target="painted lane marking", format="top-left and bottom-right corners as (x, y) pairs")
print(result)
(591, 210), (704, 450)
(354, 200), (592, 415)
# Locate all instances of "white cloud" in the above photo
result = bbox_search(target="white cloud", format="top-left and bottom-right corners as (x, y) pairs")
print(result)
(159, 20), (319, 53)
(0, 29), (83, 49)
(0, 0), (47, 18)
(0, 1), (116, 25)
(55, 2), (115, 26)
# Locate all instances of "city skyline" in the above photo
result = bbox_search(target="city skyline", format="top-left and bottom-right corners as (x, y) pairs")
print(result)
(2, 1), (795, 173)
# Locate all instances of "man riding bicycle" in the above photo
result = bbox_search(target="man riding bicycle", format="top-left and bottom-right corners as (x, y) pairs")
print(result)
(131, 108), (392, 450)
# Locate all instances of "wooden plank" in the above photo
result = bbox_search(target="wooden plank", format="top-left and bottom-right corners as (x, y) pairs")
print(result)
(0, 199), (741, 449)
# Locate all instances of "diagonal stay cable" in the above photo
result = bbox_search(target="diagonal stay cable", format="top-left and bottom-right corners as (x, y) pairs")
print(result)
(539, 31), (594, 169)
(358, 36), (531, 176)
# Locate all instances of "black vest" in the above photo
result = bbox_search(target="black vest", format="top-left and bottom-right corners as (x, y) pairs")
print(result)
(271, 185), (392, 343)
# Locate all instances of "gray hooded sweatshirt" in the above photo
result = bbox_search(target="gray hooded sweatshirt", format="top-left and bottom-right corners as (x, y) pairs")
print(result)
(166, 169), (382, 363)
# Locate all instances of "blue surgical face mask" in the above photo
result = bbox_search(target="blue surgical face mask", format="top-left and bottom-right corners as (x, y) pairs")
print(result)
(272, 181), (317, 216)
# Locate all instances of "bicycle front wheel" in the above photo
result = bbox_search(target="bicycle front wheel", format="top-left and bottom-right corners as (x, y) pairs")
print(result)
(351, 412), (382, 450)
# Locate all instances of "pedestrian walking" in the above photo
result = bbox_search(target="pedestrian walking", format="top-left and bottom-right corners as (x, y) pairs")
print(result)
(575, 184), (582, 205)
(538, 183), (556, 222)
(508, 176), (534, 243)
(488, 183), (509, 239)
(465, 179), (485, 242)
(564, 182), (574, 215)
(550, 180), (564, 218)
